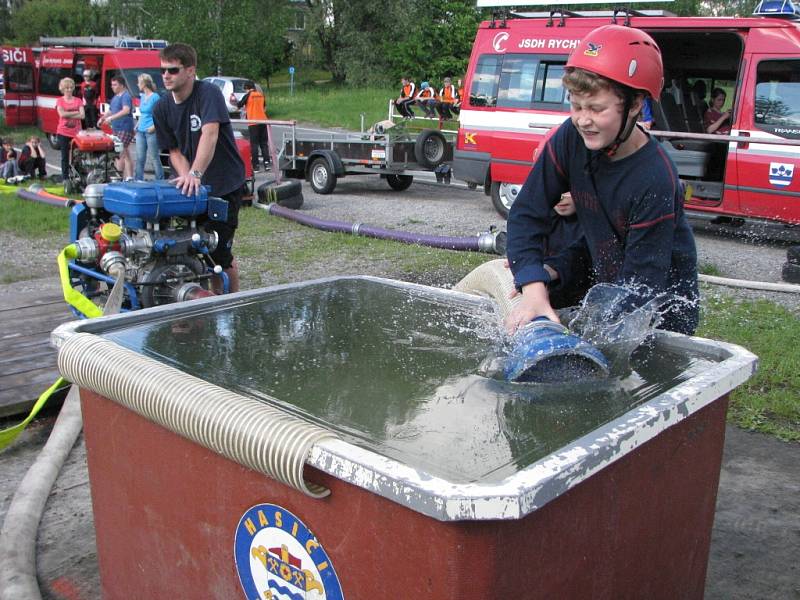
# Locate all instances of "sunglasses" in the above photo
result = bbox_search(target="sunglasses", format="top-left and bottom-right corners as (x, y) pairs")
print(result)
(160, 66), (183, 75)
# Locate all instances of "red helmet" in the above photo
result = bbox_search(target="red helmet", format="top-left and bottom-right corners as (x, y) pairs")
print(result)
(566, 25), (663, 98)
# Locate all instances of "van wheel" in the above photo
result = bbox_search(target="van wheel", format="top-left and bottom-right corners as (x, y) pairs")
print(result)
(48, 134), (61, 150)
(414, 130), (447, 169)
(386, 174), (413, 191)
(787, 245), (800, 265)
(309, 158), (336, 194)
(490, 181), (522, 219)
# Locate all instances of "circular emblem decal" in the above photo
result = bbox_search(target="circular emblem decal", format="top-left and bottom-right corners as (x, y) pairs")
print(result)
(234, 503), (343, 600)
(190, 114), (202, 132)
(492, 31), (509, 53)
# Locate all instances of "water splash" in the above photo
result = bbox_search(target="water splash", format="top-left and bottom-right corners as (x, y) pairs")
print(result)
(565, 283), (667, 375)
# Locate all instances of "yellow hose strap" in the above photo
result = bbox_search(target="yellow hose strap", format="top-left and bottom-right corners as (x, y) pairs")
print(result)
(57, 245), (103, 319)
(0, 378), (70, 452)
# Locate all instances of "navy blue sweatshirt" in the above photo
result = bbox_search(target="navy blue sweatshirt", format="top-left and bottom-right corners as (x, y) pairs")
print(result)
(507, 119), (699, 334)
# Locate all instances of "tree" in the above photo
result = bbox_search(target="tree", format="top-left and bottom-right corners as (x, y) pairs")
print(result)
(384, 0), (484, 83)
(105, 0), (290, 80)
(302, 0), (484, 85)
(8, 0), (111, 45)
(698, 1), (754, 16)
(303, 0), (347, 82)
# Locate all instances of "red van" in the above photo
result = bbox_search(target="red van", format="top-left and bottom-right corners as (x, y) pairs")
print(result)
(454, 1), (800, 234)
(2, 37), (166, 148)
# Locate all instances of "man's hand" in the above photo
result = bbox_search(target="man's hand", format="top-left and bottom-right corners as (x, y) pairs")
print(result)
(172, 172), (203, 197)
(504, 281), (560, 335)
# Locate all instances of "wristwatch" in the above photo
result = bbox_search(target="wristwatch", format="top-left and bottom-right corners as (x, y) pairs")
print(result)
(189, 169), (203, 179)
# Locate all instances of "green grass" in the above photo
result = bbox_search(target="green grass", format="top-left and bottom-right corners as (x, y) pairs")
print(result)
(698, 292), (800, 442)
(699, 262), (722, 276)
(264, 82), (458, 132)
(265, 84), (394, 130)
(0, 113), (42, 144)
(235, 207), (489, 287)
(0, 194), (71, 237)
(268, 67), (332, 87)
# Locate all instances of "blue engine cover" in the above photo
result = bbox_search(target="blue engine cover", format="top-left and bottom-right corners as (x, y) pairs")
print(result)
(103, 181), (210, 222)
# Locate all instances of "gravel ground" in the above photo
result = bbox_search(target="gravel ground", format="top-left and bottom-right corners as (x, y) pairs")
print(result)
(2, 173), (799, 317)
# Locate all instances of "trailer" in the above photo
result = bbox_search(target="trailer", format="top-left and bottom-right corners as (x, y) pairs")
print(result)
(279, 119), (457, 194)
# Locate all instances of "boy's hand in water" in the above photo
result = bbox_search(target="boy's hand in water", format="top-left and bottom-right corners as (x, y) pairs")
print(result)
(504, 281), (560, 334)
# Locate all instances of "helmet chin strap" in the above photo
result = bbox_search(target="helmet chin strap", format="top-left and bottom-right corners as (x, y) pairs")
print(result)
(603, 93), (642, 157)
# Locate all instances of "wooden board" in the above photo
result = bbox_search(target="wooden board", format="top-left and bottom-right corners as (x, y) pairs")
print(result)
(0, 292), (74, 417)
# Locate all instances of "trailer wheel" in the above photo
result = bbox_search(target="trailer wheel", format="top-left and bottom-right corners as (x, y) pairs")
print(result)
(414, 130), (447, 169)
(386, 174), (413, 191)
(490, 181), (522, 219)
(48, 133), (61, 150)
(309, 158), (337, 194)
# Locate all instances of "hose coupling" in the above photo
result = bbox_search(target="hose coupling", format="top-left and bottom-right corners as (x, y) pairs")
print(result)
(100, 251), (126, 276)
(477, 226), (508, 255)
(73, 237), (100, 261)
(175, 282), (215, 303)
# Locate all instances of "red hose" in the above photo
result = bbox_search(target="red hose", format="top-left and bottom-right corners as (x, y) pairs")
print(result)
(16, 188), (79, 208)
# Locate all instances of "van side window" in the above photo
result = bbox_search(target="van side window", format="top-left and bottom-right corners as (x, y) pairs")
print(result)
(5, 65), (34, 93)
(535, 62), (568, 105)
(499, 55), (539, 108)
(470, 53), (569, 110)
(470, 55), (501, 107)
(39, 67), (72, 95)
(755, 59), (800, 138)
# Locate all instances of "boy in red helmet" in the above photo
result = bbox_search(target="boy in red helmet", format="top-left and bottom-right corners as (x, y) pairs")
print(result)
(506, 25), (699, 336)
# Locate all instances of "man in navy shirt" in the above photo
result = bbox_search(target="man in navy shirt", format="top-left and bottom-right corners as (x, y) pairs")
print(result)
(153, 43), (246, 293)
(506, 25), (699, 335)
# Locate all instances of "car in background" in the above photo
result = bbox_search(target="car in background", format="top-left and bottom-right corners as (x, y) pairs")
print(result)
(202, 76), (263, 116)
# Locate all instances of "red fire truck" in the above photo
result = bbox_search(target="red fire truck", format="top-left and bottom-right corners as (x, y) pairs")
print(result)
(2, 37), (169, 148)
(454, 0), (800, 235)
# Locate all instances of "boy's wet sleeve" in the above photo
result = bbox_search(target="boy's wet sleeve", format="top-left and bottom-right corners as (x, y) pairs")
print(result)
(545, 234), (591, 292)
(619, 176), (679, 293)
(507, 122), (571, 290)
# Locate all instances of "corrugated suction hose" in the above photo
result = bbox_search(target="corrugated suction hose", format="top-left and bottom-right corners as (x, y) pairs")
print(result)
(454, 258), (519, 317)
(58, 333), (336, 498)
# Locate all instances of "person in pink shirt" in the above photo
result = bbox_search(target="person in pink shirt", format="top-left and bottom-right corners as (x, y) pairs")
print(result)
(56, 77), (84, 182)
(704, 87), (731, 135)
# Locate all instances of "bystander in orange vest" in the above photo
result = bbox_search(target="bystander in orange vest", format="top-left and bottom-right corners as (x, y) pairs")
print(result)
(237, 82), (270, 170)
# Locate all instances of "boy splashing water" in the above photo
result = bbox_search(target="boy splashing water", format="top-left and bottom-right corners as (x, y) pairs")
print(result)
(506, 25), (699, 336)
